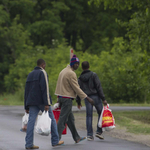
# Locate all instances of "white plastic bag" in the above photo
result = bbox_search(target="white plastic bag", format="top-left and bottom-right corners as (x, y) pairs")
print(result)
(53, 103), (60, 109)
(21, 112), (29, 132)
(35, 111), (51, 136)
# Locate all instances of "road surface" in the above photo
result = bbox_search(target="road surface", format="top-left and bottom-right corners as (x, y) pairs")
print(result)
(0, 105), (150, 150)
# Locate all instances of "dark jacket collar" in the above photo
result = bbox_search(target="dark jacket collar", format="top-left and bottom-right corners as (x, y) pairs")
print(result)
(81, 70), (91, 75)
(34, 66), (42, 70)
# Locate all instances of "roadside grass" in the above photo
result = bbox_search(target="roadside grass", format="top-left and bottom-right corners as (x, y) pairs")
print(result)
(109, 103), (150, 107)
(0, 91), (24, 105)
(112, 110), (150, 134)
(74, 110), (150, 135)
(72, 100), (150, 107)
(1, 91), (150, 107)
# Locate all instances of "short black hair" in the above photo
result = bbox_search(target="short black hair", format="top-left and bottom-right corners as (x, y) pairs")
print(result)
(37, 59), (45, 66)
(82, 61), (89, 70)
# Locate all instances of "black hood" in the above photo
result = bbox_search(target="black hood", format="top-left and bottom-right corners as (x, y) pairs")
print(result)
(79, 70), (93, 82)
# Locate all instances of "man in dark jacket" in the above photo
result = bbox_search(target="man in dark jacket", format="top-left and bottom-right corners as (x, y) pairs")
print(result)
(76, 61), (107, 141)
(24, 59), (64, 149)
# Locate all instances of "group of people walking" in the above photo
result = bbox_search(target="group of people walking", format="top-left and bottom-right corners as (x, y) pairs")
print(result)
(24, 55), (107, 149)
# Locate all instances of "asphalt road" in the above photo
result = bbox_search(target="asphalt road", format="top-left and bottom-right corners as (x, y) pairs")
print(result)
(0, 105), (150, 150)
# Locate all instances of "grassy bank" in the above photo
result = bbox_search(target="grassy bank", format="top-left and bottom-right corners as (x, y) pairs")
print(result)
(74, 110), (150, 135)
(1, 91), (150, 107)
(0, 91), (24, 105)
(112, 110), (150, 134)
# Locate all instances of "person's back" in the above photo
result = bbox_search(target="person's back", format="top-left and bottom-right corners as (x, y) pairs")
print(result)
(25, 66), (51, 109)
(76, 61), (107, 141)
(78, 70), (97, 96)
(55, 64), (87, 100)
(55, 65), (75, 96)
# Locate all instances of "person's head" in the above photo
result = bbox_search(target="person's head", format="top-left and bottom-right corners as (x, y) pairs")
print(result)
(82, 61), (90, 70)
(37, 59), (46, 69)
(70, 55), (80, 70)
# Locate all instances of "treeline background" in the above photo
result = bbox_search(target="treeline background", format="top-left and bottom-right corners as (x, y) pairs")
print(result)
(0, 0), (150, 104)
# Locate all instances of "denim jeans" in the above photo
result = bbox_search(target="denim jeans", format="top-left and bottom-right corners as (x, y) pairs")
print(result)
(57, 98), (80, 142)
(25, 105), (59, 148)
(85, 94), (103, 137)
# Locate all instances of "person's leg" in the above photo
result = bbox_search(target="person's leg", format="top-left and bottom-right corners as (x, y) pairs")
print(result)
(57, 98), (72, 140)
(66, 110), (80, 142)
(48, 106), (60, 146)
(93, 95), (103, 134)
(57, 98), (80, 141)
(25, 106), (40, 148)
(38, 105), (62, 146)
(85, 97), (93, 137)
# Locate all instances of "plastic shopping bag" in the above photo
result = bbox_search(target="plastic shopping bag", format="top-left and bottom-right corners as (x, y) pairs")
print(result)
(98, 104), (115, 131)
(53, 108), (67, 134)
(35, 111), (51, 136)
(20, 112), (29, 132)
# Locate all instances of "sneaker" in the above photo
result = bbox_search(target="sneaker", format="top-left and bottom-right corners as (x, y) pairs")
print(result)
(95, 133), (104, 140)
(87, 136), (94, 141)
(52, 141), (64, 147)
(75, 137), (86, 143)
(26, 145), (39, 149)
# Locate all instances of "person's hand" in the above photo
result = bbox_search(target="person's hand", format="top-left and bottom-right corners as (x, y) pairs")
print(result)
(77, 104), (82, 110)
(86, 97), (94, 105)
(103, 100), (107, 106)
(53, 103), (60, 109)
(44, 105), (49, 112)
(25, 109), (29, 114)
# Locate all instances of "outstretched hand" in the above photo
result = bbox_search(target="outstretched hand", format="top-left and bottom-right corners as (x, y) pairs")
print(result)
(103, 100), (107, 106)
(77, 104), (82, 110)
(25, 109), (29, 114)
(86, 96), (94, 105)
(44, 105), (49, 111)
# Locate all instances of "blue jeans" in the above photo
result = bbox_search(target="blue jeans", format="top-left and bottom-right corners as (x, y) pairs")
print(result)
(25, 105), (59, 148)
(85, 95), (103, 137)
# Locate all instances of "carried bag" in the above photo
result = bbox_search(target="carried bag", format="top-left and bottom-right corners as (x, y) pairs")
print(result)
(35, 111), (51, 136)
(53, 108), (67, 134)
(98, 104), (115, 131)
(21, 112), (29, 132)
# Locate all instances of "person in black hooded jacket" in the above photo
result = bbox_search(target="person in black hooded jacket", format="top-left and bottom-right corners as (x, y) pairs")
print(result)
(76, 61), (107, 141)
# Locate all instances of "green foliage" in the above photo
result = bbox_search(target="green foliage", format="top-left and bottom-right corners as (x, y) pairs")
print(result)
(1, 0), (150, 105)
(75, 37), (150, 103)
(4, 42), (71, 102)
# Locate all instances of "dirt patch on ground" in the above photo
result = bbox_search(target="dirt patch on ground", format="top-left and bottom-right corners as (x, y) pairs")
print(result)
(74, 112), (150, 147)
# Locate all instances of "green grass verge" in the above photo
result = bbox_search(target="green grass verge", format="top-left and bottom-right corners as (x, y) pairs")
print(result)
(89, 110), (150, 135)
(0, 91), (24, 105)
(112, 110), (150, 134)
(74, 110), (150, 135)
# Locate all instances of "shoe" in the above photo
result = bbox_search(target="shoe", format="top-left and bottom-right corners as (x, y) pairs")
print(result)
(52, 141), (64, 147)
(20, 128), (26, 132)
(75, 137), (86, 143)
(95, 133), (104, 140)
(87, 136), (94, 141)
(26, 145), (39, 149)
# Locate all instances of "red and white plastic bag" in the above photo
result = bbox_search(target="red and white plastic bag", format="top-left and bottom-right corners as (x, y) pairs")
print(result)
(98, 104), (115, 131)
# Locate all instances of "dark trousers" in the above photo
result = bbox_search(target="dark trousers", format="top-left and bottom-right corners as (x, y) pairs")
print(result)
(85, 94), (103, 137)
(57, 98), (80, 141)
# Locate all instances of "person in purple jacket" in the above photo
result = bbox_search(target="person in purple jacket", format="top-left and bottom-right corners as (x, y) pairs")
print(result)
(24, 59), (64, 149)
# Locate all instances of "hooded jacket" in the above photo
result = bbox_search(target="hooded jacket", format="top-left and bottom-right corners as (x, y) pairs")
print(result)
(24, 66), (51, 110)
(76, 70), (105, 105)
